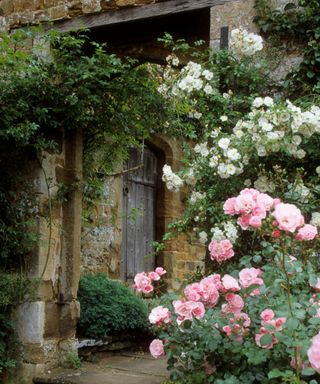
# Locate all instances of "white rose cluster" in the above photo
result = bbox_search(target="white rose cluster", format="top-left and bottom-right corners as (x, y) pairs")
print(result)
(198, 230), (208, 244)
(211, 221), (238, 244)
(176, 61), (214, 95)
(233, 98), (320, 159)
(286, 181), (311, 203)
(230, 28), (263, 58)
(162, 164), (183, 192)
(190, 191), (206, 204)
(254, 174), (275, 193)
(311, 212), (320, 227)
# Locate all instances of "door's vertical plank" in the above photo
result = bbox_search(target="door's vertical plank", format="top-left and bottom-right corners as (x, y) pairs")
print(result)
(120, 171), (128, 280)
(121, 146), (158, 281)
(126, 180), (136, 280)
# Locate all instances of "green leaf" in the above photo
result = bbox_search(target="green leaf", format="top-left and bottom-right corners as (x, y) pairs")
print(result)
(301, 368), (316, 376)
(260, 334), (273, 346)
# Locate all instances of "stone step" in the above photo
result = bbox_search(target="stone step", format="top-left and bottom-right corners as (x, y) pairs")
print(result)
(33, 353), (168, 384)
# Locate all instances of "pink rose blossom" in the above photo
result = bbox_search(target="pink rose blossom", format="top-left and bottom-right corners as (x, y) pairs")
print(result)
(149, 339), (165, 358)
(273, 203), (304, 232)
(205, 274), (223, 291)
(239, 268), (263, 293)
(257, 193), (274, 211)
(249, 216), (262, 228)
(209, 239), (235, 263)
(133, 272), (152, 293)
(222, 294), (244, 314)
(143, 284), (154, 294)
(223, 197), (237, 215)
(221, 274), (240, 292)
(192, 301), (206, 319)
(308, 332), (320, 372)
(184, 278), (220, 308)
(295, 224), (317, 241)
(149, 306), (171, 326)
(260, 309), (275, 323)
(234, 192), (256, 215)
(173, 300), (205, 324)
(273, 198), (281, 206)
(184, 283), (202, 302)
(149, 271), (160, 281)
(155, 267), (166, 276)
(237, 215), (251, 230)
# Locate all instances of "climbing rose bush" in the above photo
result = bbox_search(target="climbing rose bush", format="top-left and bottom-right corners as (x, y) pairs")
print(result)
(135, 191), (320, 383)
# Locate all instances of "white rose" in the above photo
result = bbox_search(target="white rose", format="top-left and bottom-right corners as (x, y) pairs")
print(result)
(218, 138), (230, 149)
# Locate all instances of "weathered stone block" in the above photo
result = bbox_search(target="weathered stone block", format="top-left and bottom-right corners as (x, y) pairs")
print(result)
(116, 0), (135, 6)
(47, 4), (69, 20)
(44, 0), (65, 7)
(0, 0), (14, 14)
(82, 0), (101, 13)
(100, 0), (117, 10)
(13, 0), (41, 12)
(16, 301), (45, 344)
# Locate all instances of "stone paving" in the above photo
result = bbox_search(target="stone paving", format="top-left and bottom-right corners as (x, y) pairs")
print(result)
(33, 352), (168, 384)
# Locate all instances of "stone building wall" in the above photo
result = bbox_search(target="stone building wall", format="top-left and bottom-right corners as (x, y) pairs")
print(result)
(14, 129), (82, 383)
(81, 136), (205, 288)
(0, 0), (171, 28)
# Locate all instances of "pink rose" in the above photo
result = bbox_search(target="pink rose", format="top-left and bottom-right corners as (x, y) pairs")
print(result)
(234, 192), (256, 215)
(191, 301), (205, 320)
(257, 193), (274, 211)
(184, 283), (202, 302)
(221, 274), (240, 292)
(249, 216), (262, 228)
(223, 197), (237, 215)
(134, 272), (152, 293)
(149, 306), (171, 326)
(239, 268), (263, 291)
(296, 224), (317, 241)
(273, 198), (281, 206)
(149, 339), (165, 358)
(142, 284), (154, 294)
(222, 293), (244, 314)
(315, 278), (320, 292)
(209, 239), (235, 263)
(273, 203), (304, 232)
(237, 215), (251, 230)
(308, 332), (320, 372)
(155, 267), (166, 276)
(260, 309), (275, 322)
(149, 271), (160, 281)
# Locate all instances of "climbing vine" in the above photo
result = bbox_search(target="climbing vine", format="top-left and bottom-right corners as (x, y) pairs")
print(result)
(0, 28), (171, 375)
(254, 0), (320, 96)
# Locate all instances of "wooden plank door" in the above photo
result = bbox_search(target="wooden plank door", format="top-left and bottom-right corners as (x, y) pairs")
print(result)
(121, 147), (157, 281)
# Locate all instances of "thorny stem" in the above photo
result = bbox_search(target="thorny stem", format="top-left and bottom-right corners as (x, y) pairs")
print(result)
(280, 242), (300, 382)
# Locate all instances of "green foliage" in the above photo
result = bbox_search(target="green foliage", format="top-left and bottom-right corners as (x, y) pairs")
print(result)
(0, 312), (20, 373)
(65, 352), (82, 369)
(78, 273), (149, 338)
(0, 28), (169, 374)
(254, 0), (320, 96)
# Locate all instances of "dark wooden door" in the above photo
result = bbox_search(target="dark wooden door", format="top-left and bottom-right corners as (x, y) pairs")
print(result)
(121, 147), (157, 280)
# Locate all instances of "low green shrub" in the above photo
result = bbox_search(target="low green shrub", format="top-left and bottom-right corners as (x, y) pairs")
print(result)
(78, 273), (149, 339)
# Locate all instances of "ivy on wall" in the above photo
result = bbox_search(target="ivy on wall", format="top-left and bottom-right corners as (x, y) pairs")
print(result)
(254, 0), (320, 95)
(0, 28), (171, 375)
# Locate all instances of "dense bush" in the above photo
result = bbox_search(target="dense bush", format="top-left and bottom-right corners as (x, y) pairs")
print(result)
(78, 273), (149, 339)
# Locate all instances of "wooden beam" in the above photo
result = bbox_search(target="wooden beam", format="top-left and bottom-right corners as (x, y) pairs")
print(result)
(48, 0), (233, 32)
